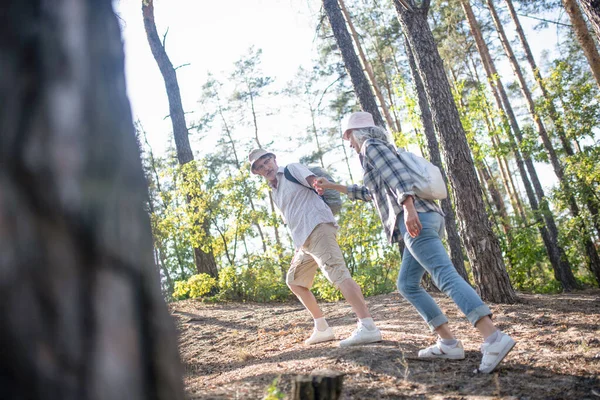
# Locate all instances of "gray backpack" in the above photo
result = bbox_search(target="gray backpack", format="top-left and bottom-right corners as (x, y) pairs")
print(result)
(283, 165), (343, 214)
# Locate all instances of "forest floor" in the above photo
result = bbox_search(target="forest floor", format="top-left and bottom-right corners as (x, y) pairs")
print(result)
(172, 289), (600, 400)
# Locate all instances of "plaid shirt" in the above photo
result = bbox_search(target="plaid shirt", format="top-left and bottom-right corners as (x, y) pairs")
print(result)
(346, 139), (444, 244)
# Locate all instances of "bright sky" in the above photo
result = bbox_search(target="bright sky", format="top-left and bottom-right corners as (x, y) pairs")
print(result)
(114, 0), (564, 188)
(115, 0), (323, 167)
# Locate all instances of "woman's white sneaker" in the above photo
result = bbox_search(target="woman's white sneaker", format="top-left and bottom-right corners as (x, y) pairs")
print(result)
(305, 327), (335, 345)
(479, 332), (516, 373)
(339, 323), (382, 347)
(418, 340), (465, 360)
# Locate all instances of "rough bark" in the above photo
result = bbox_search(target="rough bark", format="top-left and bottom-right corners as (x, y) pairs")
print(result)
(142, 0), (218, 278)
(461, 0), (579, 290)
(488, 0), (600, 283)
(405, 37), (469, 283)
(323, 0), (385, 127)
(562, 0), (600, 88)
(393, 1), (516, 303)
(580, 0), (600, 42)
(0, 1), (186, 398)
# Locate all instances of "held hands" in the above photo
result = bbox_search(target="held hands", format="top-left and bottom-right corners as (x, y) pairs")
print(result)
(313, 177), (331, 195)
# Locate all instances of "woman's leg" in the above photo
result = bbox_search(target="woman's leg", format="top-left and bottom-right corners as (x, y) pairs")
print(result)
(397, 246), (450, 332)
(401, 212), (492, 329)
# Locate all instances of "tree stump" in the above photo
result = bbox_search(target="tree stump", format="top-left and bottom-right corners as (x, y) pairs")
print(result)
(291, 370), (344, 400)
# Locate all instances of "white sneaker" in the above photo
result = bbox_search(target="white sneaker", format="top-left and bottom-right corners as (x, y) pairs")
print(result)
(418, 340), (465, 360)
(305, 327), (335, 345)
(479, 332), (516, 373)
(339, 323), (382, 347)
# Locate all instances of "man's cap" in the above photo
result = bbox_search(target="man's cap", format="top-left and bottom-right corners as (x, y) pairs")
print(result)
(342, 111), (376, 140)
(248, 148), (275, 173)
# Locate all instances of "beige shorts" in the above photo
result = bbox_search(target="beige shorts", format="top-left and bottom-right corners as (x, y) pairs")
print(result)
(286, 223), (352, 289)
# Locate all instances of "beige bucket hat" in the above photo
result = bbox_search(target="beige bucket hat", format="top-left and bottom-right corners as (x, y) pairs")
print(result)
(248, 148), (275, 173)
(342, 111), (376, 140)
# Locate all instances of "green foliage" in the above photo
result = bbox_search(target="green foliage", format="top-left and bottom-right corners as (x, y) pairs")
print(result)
(173, 273), (218, 300)
(188, 274), (218, 298)
(334, 201), (400, 298)
(216, 255), (291, 302)
(263, 377), (285, 400)
(503, 224), (555, 293)
(542, 60), (600, 145)
(173, 280), (191, 300)
(312, 273), (344, 302)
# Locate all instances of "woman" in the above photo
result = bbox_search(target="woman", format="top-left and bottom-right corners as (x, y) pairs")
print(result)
(314, 111), (515, 373)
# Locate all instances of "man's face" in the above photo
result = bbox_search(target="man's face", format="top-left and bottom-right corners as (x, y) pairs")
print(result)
(253, 155), (278, 180)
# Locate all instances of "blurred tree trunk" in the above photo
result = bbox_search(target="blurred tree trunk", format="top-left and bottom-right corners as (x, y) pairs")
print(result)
(393, 0), (516, 303)
(579, 0), (600, 42)
(461, 0), (580, 290)
(404, 37), (470, 283)
(562, 0), (600, 88)
(488, 0), (600, 284)
(0, 1), (186, 399)
(142, 0), (218, 278)
(323, 0), (385, 127)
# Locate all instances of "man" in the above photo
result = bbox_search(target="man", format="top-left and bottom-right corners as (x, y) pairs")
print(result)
(248, 148), (381, 347)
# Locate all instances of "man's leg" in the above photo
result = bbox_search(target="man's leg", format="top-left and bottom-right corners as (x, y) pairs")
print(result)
(288, 284), (323, 319)
(287, 249), (335, 345)
(337, 278), (370, 319)
(304, 223), (381, 346)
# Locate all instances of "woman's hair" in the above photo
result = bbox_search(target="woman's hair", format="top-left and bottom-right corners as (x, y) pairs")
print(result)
(350, 126), (391, 147)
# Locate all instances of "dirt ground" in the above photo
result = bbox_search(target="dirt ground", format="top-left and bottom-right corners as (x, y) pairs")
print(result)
(172, 289), (600, 400)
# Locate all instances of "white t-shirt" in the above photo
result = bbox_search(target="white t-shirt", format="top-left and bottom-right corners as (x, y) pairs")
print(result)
(270, 163), (338, 249)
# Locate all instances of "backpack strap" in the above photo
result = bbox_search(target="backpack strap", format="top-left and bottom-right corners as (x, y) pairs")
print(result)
(284, 166), (319, 195)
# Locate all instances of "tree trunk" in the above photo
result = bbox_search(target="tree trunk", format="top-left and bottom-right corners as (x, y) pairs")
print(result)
(142, 0), (218, 278)
(404, 37), (470, 283)
(485, 119), (527, 225)
(488, 0), (600, 284)
(338, 0), (396, 130)
(580, 0), (600, 42)
(461, 0), (580, 291)
(562, 0), (600, 89)
(373, 36), (403, 133)
(0, 1), (186, 398)
(291, 371), (344, 400)
(481, 162), (511, 236)
(393, 1), (516, 303)
(323, 0), (385, 127)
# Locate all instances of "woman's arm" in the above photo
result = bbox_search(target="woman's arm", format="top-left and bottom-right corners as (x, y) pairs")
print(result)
(314, 179), (347, 194)
(314, 178), (372, 202)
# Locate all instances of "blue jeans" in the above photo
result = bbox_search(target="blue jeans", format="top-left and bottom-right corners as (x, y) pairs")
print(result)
(397, 211), (491, 331)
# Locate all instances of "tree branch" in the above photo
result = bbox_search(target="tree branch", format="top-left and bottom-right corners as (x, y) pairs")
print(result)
(174, 63), (190, 70)
(516, 12), (572, 28)
(395, 0), (414, 12)
(162, 27), (169, 49)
